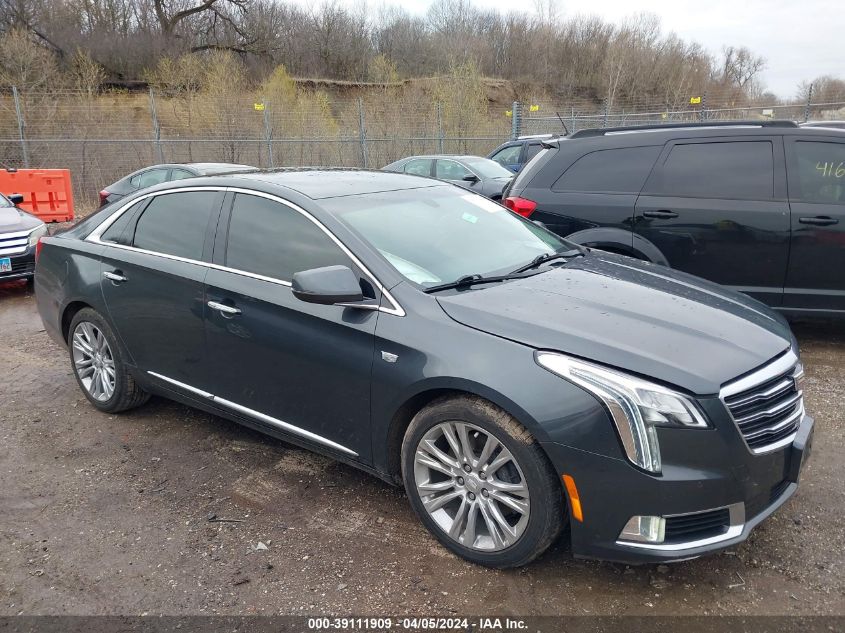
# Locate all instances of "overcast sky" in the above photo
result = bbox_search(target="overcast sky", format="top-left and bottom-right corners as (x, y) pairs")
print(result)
(313, 0), (841, 99)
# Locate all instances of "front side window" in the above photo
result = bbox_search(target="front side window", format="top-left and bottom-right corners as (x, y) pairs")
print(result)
(131, 191), (217, 260)
(225, 194), (351, 281)
(403, 159), (433, 176)
(554, 146), (661, 193)
(491, 145), (522, 166)
(436, 160), (472, 180)
(649, 141), (774, 199)
(326, 187), (569, 286)
(130, 168), (170, 190)
(790, 141), (845, 204)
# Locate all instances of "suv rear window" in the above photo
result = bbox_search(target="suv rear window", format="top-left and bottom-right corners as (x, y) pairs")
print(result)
(649, 141), (774, 200)
(553, 146), (661, 193)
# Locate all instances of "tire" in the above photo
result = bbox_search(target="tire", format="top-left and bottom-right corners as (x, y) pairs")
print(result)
(68, 308), (150, 413)
(401, 395), (565, 568)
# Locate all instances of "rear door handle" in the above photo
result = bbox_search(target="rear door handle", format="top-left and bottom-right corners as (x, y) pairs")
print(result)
(642, 210), (679, 219)
(103, 270), (127, 283)
(207, 300), (242, 316)
(798, 216), (839, 226)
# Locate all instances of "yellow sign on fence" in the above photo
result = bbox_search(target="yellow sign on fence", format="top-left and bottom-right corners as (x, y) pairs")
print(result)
(254, 102), (266, 111)
(689, 96), (702, 105)
(505, 110), (512, 117)
(529, 104), (540, 112)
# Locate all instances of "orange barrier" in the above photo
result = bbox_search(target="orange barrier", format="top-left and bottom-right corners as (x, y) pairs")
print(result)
(0, 169), (75, 223)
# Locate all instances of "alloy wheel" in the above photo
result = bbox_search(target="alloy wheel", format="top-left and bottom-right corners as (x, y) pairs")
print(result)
(71, 321), (116, 402)
(413, 421), (530, 551)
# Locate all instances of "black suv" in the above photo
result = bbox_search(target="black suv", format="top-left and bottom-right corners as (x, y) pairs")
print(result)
(505, 121), (845, 317)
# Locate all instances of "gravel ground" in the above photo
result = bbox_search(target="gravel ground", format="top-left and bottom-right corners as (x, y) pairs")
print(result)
(1, 279), (843, 616)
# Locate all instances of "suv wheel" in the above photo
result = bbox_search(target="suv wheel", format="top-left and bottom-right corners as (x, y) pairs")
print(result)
(401, 395), (564, 568)
(68, 308), (150, 413)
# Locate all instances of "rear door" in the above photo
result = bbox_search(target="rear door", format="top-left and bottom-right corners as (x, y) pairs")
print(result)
(201, 192), (379, 460)
(783, 135), (845, 312)
(98, 189), (224, 384)
(402, 158), (434, 177)
(634, 137), (789, 306)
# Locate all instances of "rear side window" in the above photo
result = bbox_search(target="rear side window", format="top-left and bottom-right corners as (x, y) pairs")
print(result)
(553, 146), (661, 193)
(790, 141), (845, 204)
(649, 141), (774, 199)
(225, 194), (351, 281)
(403, 159), (433, 176)
(132, 191), (218, 260)
(101, 200), (145, 245)
(524, 143), (543, 162)
(491, 145), (522, 166)
(130, 168), (169, 189)
(170, 169), (195, 181)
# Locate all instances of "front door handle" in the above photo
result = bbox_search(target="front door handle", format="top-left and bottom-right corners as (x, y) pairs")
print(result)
(642, 210), (679, 219)
(207, 300), (242, 316)
(103, 270), (127, 283)
(798, 216), (839, 226)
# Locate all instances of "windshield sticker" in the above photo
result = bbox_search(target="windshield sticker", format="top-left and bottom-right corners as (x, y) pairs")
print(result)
(461, 212), (478, 224)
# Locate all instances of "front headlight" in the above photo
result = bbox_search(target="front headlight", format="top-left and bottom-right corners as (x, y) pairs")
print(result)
(535, 351), (709, 473)
(28, 224), (47, 248)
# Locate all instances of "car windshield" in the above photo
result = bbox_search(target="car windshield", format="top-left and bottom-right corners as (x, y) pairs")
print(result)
(0, 194), (12, 208)
(463, 158), (515, 179)
(325, 187), (570, 286)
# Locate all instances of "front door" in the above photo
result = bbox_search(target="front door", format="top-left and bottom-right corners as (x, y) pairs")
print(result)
(634, 137), (790, 306)
(202, 192), (378, 460)
(99, 190), (223, 383)
(783, 136), (845, 312)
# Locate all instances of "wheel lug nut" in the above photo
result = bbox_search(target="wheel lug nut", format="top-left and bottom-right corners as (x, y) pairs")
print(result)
(468, 492), (476, 501)
(479, 472), (486, 479)
(456, 477), (464, 486)
(463, 464), (471, 473)
(481, 489), (489, 498)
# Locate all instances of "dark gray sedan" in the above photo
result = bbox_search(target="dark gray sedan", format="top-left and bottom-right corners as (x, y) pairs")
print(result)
(35, 170), (812, 568)
(382, 155), (513, 199)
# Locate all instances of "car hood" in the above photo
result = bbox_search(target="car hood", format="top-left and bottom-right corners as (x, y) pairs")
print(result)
(436, 254), (793, 395)
(0, 206), (42, 233)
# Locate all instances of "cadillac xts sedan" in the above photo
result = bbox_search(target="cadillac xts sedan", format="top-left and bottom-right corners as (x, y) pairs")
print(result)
(35, 170), (813, 567)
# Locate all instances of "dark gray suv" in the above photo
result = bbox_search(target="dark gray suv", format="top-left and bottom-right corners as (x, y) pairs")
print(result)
(35, 170), (813, 568)
(505, 121), (845, 318)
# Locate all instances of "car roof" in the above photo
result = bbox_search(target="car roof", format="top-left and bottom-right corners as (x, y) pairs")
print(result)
(225, 168), (446, 200)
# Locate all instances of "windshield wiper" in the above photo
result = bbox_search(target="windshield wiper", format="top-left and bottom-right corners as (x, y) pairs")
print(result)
(510, 248), (583, 275)
(424, 273), (528, 294)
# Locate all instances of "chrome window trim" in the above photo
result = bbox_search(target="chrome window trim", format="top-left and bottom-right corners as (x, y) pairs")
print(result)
(616, 502), (744, 551)
(148, 371), (357, 456)
(86, 185), (405, 316)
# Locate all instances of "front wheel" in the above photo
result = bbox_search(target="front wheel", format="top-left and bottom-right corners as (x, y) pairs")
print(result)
(401, 395), (565, 568)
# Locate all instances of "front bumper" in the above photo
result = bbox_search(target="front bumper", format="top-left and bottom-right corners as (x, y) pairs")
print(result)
(541, 413), (814, 564)
(0, 246), (36, 281)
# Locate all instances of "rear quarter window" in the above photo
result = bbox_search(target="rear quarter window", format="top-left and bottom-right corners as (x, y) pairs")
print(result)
(552, 146), (661, 193)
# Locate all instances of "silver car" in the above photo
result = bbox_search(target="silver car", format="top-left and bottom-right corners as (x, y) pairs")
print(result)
(382, 155), (514, 200)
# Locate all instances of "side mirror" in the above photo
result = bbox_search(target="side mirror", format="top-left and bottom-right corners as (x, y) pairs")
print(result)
(8, 193), (24, 205)
(462, 174), (480, 183)
(292, 265), (371, 307)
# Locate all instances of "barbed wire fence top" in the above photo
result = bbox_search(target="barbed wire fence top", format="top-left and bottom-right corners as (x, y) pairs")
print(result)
(1, 85), (843, 211)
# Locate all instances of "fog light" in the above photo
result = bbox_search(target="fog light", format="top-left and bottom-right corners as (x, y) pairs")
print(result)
(620, 515), (666, 544)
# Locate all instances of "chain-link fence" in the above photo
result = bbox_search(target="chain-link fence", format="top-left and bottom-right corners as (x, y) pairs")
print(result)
(1, 86), (844, 210)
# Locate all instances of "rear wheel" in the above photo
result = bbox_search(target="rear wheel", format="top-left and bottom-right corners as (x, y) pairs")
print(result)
(68, 308), (150, 413)
(401, 395), (565, 568)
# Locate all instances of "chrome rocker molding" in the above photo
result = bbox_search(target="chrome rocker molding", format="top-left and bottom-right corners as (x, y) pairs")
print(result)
(86, 185), (405, 317)
(616, 502), (744, 551)
(148, 371), (358, 457)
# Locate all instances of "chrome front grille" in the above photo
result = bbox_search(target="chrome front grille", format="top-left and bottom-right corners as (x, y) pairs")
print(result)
(0, 229), (31, 256)
(721, 352), (803, 453)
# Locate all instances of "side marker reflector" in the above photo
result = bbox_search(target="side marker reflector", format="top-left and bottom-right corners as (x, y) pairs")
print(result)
(562, 474), (583, 522)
